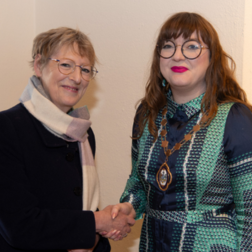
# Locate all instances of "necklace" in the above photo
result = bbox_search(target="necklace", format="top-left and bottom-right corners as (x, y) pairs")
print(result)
(156, 107), (204, 191)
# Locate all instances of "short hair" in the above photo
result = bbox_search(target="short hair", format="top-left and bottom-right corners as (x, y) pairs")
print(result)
(136, 12), (250, 140)
(31, 27), (96, 69)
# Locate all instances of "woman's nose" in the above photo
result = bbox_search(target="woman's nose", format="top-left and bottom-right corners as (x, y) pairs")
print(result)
(69, 66), (82, 84)
(172, 45), (185, 60)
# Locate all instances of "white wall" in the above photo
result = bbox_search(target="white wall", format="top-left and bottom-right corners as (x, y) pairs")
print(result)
(0, 1), (251, 251)
(242, 0), (252, 99)
(0, 0), (34, 110)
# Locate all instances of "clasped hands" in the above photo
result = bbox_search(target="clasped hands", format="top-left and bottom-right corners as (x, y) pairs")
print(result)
(68, 203), (135, 252)
(95, 202), (136, 241)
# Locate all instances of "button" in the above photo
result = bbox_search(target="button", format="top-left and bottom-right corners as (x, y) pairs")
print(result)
(74, 187), (82, 196)
(66, 152), (74, 161)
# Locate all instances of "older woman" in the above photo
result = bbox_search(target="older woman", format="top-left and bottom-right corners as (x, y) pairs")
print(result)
(112, 12), (252, 251)
(0, 27), (135, 252)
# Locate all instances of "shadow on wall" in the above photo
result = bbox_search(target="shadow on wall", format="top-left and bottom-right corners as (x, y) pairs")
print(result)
(110, 219), (143, 252)
(75, 78), (99, 111)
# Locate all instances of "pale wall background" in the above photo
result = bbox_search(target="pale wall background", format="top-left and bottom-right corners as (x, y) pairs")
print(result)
(1, 0), (252, 251)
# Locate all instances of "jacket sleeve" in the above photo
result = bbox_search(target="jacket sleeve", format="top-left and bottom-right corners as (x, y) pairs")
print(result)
(120, 116), (147, 220)
(224, 103), (252, 251)
(0, 112), (96, 250)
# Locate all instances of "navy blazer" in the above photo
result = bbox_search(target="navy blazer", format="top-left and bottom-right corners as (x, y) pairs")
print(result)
(0, 104), (110, 251)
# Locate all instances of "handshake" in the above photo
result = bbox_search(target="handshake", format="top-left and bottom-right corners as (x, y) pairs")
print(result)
(67, 203), (136, 252)
(95, 202), (136, 241)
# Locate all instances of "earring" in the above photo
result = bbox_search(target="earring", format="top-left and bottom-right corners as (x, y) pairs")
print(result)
(162, 79), (166, 87)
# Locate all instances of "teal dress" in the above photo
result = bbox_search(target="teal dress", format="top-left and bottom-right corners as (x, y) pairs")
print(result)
(120, 92), (252, 251)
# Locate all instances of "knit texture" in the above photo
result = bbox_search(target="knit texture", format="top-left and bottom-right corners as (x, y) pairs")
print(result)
(121, 92), (252, 251)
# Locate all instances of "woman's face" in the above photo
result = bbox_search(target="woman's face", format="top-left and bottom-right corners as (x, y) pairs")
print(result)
(34, 43), (90, 113)
(160, 31), (210, 99)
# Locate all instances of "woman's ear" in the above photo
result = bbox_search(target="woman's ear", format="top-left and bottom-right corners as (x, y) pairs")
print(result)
(34, 54), (43, 77)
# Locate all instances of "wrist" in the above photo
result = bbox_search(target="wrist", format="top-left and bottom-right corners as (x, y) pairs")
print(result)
(124, 202), (133, 208)
(94, 211), (102, 233)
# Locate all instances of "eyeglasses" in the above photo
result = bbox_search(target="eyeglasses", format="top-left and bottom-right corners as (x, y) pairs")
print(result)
(49, 58), (98, 81)
(157, 39), (208, 60)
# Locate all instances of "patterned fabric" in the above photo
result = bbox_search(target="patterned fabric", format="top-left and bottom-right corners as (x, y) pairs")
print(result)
(19, 76), (99, 211)
(120, 92), (252, 251)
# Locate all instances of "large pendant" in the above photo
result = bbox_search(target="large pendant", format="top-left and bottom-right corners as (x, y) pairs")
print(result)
(156, 162), (172, 191)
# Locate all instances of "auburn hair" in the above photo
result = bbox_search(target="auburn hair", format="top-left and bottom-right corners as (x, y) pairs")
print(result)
(135, 12), (251, 140)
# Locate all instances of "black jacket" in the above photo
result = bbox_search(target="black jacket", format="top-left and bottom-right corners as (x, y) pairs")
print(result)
(0, 103), (110, 251)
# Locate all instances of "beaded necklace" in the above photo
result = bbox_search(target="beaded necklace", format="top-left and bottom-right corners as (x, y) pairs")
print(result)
(156, 106), (204, 191)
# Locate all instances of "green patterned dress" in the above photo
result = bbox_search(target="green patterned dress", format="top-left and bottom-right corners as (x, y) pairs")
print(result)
(120, 92), (252, 251)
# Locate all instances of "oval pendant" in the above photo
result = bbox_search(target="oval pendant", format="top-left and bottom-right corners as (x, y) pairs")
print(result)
(156, 162), (172, 191)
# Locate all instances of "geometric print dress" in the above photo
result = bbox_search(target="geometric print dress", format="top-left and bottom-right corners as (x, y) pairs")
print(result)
(120, 92), (252, 251)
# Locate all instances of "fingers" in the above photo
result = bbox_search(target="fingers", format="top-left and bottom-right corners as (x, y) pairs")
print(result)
(96, 203), (135, 237)
(127, 216), (136, 226)
(129, 206), (136, 219)
(101, 229), (122, 241)
(117, 203), (131, 215)
(100, 229), (117, 238)
(113, 231), (129, 241)
(111, 205), (120, 220)
(124, 203), (136, 219)
(110, 230), (121, 240)
(112, 203), (136, 220)
(109, 231), (128, 241)
(99, 231), (107, 236)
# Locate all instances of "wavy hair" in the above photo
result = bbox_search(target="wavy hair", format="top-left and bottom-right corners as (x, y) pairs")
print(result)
(135, 12), (251, 141)
(30, 27), (96, 69)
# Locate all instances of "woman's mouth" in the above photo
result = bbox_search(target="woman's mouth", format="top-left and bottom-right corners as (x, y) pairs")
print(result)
(62, 85), (78, 93)
(171, 66), (188, 73)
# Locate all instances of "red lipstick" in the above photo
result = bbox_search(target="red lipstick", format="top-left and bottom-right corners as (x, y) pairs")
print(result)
(171, 66), (188, 73)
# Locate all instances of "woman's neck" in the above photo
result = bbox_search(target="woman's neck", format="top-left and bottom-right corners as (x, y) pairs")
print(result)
(170, 85), (206, 104)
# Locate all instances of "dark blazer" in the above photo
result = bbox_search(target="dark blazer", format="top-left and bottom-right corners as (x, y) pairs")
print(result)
(0, 104), (110, 251)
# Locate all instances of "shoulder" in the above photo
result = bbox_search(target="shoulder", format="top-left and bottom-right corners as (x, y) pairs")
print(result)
(225, 103), (252, 129)
(132, 103), (143, 136)
(0, 104), (44, 141)
(0, 103), (26, 115)
(215, 102), (252, 130)
(0, 104), (31, 133)
(0, 103), (31, 123)
(224, 103), (252, 158)
(0, 104), (31, 161)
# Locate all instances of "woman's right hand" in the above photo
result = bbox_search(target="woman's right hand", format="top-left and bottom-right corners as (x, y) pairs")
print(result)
(111, 202), (136, 220)
(94, 204), (135, 241)
(100, 203), (136, 241)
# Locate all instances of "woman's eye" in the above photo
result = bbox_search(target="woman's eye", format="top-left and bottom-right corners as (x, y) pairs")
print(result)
(60, 63), (71, 68)
(81, 67), (90, 74)
(185, 44), (200, 50)
(163, 44), (174, 50)
(189, 45), (199, 49)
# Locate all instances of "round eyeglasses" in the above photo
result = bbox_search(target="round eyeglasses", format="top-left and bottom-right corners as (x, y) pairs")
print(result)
(157, 39), (209, 60)
(49, 58), (98, 81)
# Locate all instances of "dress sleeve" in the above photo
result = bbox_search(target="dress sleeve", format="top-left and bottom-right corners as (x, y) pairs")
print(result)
(120, 117), (147, 220)
(224, 103), (252, 251)
(0, 112), (96, 250)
